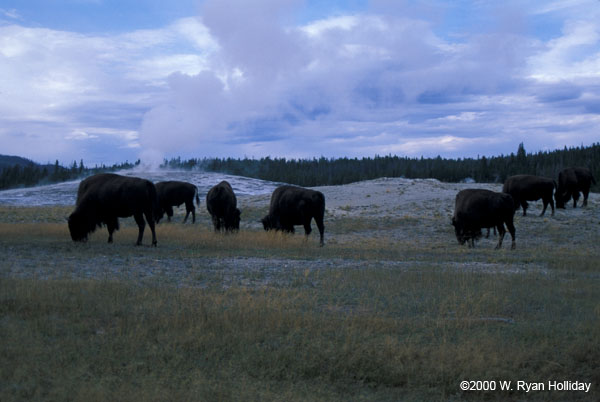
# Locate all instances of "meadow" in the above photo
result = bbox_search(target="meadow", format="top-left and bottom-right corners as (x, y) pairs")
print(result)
(1, 178), (599, 401)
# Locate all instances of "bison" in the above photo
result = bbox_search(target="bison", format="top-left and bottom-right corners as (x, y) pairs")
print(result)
(261, 185), (325, 246)
(68, 173), (158, 246)
(556, 167), (596, 209)
(206, 180), (241, 232)
(502, 174), (556, 216)
(155, 181), (199, 223)
(452, 189), (516, 249)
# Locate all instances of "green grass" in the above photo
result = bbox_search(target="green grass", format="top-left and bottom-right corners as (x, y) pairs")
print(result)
(1, 206), (599, 401)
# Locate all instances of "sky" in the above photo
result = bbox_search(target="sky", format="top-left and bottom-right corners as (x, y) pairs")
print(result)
(1, 0), (600, 166)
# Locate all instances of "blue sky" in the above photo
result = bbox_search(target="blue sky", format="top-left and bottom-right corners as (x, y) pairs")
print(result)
(1, 0), (599, 166)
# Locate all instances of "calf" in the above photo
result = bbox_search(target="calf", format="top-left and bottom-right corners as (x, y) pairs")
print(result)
(155, 181), (199, 223)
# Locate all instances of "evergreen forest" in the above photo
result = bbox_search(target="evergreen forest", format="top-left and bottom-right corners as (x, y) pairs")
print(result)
(0, 157), (140, 191)
(2, 143), (599, 191)
(169, 143), (600, 191)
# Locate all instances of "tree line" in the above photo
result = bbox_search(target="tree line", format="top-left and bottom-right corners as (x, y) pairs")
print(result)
(0, 158), (140, 190)
(2, 143), (599, 191)
(165, 143), (600, 191)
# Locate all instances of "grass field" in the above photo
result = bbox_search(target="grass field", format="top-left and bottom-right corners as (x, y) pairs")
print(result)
(1, 198), (599, 401)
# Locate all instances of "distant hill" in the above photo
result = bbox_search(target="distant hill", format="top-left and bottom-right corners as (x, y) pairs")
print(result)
(0, 154), (40, 170)
(0, 155), (140, 191)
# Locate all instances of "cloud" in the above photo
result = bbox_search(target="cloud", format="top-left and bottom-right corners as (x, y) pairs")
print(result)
(138, 1), (542, 160)
(535, 81), (582, 103)
(528, 20), (600, 81)
(0, 18), (212, 164)
(0, 8), (20, 21)
(3, 0), (600, 165)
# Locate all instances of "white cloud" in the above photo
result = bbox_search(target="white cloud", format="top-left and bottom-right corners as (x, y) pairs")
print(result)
(0, 18), (217, 163)
(301, 15), (359, 36)
(2, 0), (600, 164)
(0, 8), (20, 20)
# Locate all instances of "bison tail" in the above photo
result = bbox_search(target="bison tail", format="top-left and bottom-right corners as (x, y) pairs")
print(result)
(313, 192), (326, 216)
(195, 186), (200, 206)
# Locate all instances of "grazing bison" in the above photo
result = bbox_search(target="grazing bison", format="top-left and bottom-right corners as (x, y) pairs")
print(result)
(262, 185), (325, 246)
(452, 189), (516, 249)
(206, 181), (241, 232)
(68, 173), (158, 246)
(556, 167), (596, 209)
(502, 174), (556, 216)
(155, 181), (199, 223)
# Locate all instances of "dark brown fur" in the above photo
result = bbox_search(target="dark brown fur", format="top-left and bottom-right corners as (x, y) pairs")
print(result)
(452, 189), (516, 249)
(206, 181), (240, 232)
(68, 173), (158, 246)
(262, 185), (325, 246)
(156, 181), (199, 223)
(556, 167), (596, 208)
(502, 174), (556, 216)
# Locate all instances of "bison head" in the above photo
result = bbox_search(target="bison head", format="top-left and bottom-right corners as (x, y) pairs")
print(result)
(451, 218), (466, 245)
(67, 209), (97, 242)
(261, 215), (273, 231)
(555, 192), (568, 209)
(451, 218), (481, 246)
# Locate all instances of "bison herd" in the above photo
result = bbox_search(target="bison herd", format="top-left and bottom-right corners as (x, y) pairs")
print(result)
(452, 167), (596, 249)
(68, 167), (595, 250)
(68, 173), (326, 247)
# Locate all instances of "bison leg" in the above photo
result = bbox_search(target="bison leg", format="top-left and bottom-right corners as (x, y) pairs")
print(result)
(540, 199), (548, 216)
(183, 201), (195, 223)
(144, 211), (157, 247)
(563, 191), (573, 208)
(133, 213), (146, 246)
(282, 223), (295, 234)
(315, 218), (324, 247)
(572, 191), (580, 208)
(496, 217), (517, 250)
(495, 224), (506, 249)
(166, 206), (174, 222)
(547, 196), (555, 216)
(106, 217), (119, 243)
(521, 200), (528, 216)
(302, 219), (312, 236)
(502, 219), (516, 250)
(582, 188), (590, 207)
(211, 215), (221, 232)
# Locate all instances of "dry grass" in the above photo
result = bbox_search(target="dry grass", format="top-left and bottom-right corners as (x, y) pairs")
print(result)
(1, 202), (599, 401)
